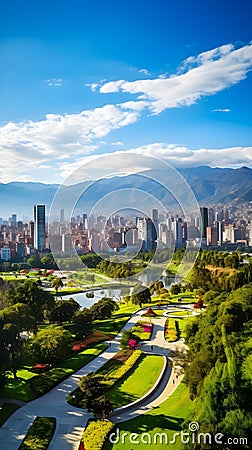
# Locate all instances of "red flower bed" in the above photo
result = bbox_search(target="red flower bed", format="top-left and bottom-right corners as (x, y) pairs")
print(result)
(31, 363), (52, 373)
(141, 323), (152, 333)
(128, 338), (139, 349)
(72, 342), (87, 352)
(72, 330), (113, 352)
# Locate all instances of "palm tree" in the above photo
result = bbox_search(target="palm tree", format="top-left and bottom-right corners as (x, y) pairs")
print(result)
(51, 277), (63, 297)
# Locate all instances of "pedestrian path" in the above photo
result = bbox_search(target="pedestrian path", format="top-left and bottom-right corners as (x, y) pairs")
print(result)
(0, 308), (187, 450)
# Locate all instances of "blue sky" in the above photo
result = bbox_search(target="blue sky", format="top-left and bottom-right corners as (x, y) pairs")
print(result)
(0, 0), (252, 183)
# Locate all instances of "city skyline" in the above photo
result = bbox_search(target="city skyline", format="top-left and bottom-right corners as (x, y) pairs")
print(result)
(0, 1), (252, 184)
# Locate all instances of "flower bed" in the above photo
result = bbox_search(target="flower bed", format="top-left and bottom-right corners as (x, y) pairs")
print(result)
(72, 330), (113, 352)
(67, 349), (142, 406)
(131, 321), (153, 340)
(18, 416), (56, 450)
(164, 318), (178, 342)
(31, 363), (52, 373)
(80, 419), (114, 450)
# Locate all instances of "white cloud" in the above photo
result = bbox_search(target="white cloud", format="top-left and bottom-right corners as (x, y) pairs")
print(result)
(85, 82), (98, 92)
(111, 141), (124, 146)
(139, 68), (150, 75)
(122, 143), (252, 168)
(45, 78), (62, 86)
(0, 104), (140, 183)
(100, 42), (252, 113)
(212, 108), (231, 112)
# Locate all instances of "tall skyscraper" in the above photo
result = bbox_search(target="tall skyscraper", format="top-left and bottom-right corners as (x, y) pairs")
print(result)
(200, 207), (208, 239)
(60, 209), (65, 224)
(137, 217), (156, 251)
(34, 205), (46, 250)
(152, 209), (159, 239)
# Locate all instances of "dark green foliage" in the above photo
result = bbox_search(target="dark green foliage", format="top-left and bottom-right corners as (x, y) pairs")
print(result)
(131, 284), (151, 306)
(30, 326), (72, 363)
(90, 298), (118, 320)
(73, 307), (93, 338)
(50, 298), (80, 323)
(184, 283), (252, 448)
(7, 280), (55, 322)
(18, 416), (56, 450)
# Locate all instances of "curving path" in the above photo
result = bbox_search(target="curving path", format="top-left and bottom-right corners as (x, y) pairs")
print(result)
(0, 306), (189, 450)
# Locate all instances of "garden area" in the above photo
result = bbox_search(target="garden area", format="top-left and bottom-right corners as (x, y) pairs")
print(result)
(103, 382), (192, 450)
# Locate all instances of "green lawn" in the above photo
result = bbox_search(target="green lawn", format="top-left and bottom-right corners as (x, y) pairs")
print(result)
(104, 382), (193, 450)
(176, 317), (195, 339)
(107, 354), (164, 408)
(93, 303), (138, 336)
(167, 310), (193, 316)
(1, 343), (107, 402)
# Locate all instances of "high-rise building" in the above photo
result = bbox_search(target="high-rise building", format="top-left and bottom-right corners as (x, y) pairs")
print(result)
(60, 209), (65, 224)
(34, 205), (46, 250)
(200, 207), (208, 239)
(137, 217), (156, 251)
(206, 226), (217, 246)
(152, 209), (159, 239)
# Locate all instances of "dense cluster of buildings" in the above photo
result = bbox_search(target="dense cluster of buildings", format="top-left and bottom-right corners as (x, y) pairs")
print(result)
(0, 204), (252, 261)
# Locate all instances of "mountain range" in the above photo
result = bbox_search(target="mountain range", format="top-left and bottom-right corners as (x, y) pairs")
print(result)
(0, 166), (251, 219)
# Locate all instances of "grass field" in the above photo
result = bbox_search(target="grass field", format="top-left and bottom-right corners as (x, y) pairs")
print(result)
(1, 343), (106, 403)
(104, 382), (193, 450)
(107, 354), (164, 408)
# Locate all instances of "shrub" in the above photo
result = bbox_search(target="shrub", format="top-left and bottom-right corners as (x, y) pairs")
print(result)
(164, 318), (178, 342)
(18, 416), (56, 450)
(29, 369), (69, 395)
(81, 419), (114, 450)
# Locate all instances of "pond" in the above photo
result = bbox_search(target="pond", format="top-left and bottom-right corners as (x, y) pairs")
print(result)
(61, 288), (122, 308)
(61, 272), (177, 308)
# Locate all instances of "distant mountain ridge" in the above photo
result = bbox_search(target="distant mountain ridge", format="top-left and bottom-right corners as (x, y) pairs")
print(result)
(0, 166), (251, 219)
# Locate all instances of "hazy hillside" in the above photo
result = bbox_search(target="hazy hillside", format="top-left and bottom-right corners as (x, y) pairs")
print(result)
(0, 166), (251, 219)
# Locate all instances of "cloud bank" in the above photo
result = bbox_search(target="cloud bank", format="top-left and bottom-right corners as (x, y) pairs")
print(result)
(100, 43), (252, 113)
(0, 42), (251, 183)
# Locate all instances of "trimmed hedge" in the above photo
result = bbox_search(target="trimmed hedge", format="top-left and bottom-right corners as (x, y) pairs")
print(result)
(102, 349), (142, 389)
(67, 349), (142, 406)
(164, 318), (178, 342)
(18, 416), (56, 450)
(81, 419), (114, 450)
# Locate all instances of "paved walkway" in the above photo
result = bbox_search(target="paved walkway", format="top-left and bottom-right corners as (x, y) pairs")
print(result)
(0, 308), (188, 450)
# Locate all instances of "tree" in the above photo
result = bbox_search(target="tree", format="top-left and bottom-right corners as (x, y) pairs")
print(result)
(120, 329), (139, 349)
(7, 280), (55, 322)
(41, 253), (58, 269)
(131, 284), (151, 307)
(169, 284), (181, 295)
(51, 298), (80, 323)
(73, 308), (93, 338)
(91, 395), (113, 419)
(90, 298), (118, 320)
(78, 372), (105, 410)
(31, 326), (72, 363)
(27, 254), (43, 268)
(50, 277), (64, 295)
(0, 303), (36, 378)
